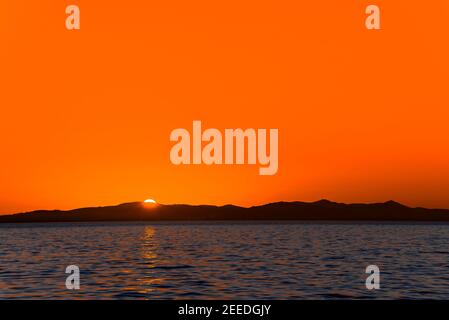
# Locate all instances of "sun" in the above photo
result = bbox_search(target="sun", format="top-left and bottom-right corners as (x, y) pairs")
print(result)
(143, 198), (158, 208)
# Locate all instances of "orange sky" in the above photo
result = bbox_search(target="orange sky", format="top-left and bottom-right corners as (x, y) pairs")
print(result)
(1, 1), (449, 214)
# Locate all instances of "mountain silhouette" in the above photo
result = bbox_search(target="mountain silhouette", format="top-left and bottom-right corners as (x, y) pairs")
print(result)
(1, 200), (449, 223)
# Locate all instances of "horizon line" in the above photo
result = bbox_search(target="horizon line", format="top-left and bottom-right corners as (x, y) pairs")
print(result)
(3, 198), (448, 217)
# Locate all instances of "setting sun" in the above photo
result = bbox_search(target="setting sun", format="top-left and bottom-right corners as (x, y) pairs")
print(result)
(144, 199), (157, 204)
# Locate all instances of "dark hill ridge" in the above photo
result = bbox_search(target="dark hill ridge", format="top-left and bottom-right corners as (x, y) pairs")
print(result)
(1, 200), (449, 223)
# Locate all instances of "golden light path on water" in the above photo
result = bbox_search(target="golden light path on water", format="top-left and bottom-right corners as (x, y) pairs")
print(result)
(138, 227), (164, 294)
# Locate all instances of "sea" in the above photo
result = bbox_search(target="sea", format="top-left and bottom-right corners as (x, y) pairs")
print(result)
(1, 222), (449, 299)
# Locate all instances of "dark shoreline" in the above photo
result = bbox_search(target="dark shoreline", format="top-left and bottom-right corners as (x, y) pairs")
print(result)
(2, 200), (449, 224)
(2, 220), (449, 227)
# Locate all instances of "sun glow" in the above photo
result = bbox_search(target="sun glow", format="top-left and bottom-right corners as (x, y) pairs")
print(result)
(143, 198), (158, 209)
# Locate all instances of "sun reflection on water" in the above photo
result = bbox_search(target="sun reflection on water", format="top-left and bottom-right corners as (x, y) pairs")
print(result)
(138, 226), (165, 294)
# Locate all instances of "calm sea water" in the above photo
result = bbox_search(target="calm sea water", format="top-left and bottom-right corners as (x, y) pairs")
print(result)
(1, 222), (449, 299)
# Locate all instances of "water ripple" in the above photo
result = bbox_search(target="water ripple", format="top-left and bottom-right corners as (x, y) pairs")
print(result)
(1, 222), (449, 299)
